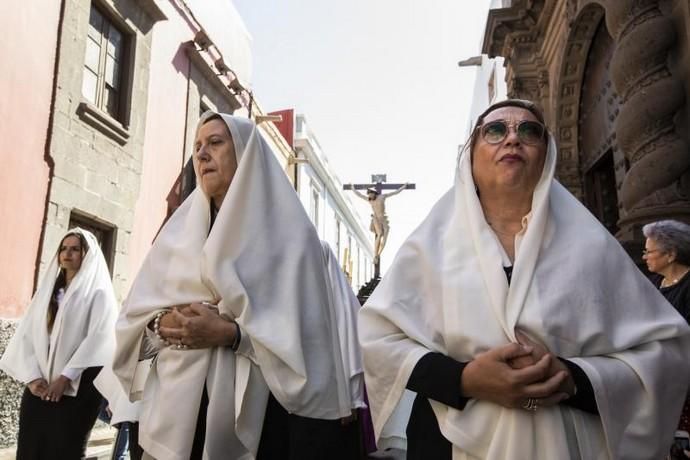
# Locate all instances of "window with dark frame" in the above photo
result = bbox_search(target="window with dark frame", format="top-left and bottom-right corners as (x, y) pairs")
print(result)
(68, 211), (117, 276)
(83, 4), (127, 121)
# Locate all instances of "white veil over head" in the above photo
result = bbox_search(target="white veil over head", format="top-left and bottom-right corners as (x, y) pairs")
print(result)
(115, 113), (352, 459)
(1, 227), (118, 396)
(360, 121), (690, 459)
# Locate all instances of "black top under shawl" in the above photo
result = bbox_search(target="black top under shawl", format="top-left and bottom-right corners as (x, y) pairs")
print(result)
(653, 271), (690, 323)
(404, 266), (598, 460)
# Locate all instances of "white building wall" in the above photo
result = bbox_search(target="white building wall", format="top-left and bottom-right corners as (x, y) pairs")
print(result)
(293, 114), (374, 291)
(465, 55), (507, 136)
(461, 0), (509, 138)
(187, 0), (252, 85)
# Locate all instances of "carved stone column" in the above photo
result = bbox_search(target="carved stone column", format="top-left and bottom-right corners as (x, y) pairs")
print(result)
(605, 0), (690, 235)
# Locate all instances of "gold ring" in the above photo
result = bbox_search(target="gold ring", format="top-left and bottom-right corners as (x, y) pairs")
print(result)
(522, 397), (538, 411)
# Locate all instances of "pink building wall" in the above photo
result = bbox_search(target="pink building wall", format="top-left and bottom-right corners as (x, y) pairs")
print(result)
(127, 1), (251, 285)
(0, 1), (61, 318)
(127, 0), (192, 284)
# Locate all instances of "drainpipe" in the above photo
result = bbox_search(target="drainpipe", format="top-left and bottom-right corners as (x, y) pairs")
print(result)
(179, 45), (193, 207)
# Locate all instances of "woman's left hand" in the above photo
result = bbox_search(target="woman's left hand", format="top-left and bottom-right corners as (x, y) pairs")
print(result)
(43, 376), (71, 402)
(159, 303), (237, 349)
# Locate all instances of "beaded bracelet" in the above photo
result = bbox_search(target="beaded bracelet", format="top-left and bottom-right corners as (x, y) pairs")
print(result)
(153, 310), (170, 346)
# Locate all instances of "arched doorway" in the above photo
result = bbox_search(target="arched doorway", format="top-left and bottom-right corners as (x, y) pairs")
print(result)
(578, 18), (622, 235)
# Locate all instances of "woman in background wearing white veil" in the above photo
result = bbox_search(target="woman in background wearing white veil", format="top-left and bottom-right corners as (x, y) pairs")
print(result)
(114, 112), (358, 460)
(0, 228), (118, 459)
(359, 99), (690, 459)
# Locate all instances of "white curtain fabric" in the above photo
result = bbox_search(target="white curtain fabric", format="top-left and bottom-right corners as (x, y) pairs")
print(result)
(359, 135), (690, 460)
(114, 113), (352, 460)
(0, 228), (118, 396)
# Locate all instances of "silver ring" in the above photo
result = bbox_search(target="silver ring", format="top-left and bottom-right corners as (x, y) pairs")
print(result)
(522, 397), (538, 411)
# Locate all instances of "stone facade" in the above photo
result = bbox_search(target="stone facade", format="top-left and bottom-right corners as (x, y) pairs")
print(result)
(0, 0), (164, 448)
(482, 0), (690, 252)
(39, 0), (162, 299)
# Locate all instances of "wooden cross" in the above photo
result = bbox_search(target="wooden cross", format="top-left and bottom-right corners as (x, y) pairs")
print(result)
(343, 174), (416, 193)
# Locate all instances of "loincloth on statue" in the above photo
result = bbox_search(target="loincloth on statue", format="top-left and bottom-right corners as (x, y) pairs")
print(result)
(370, 215), (390, 236)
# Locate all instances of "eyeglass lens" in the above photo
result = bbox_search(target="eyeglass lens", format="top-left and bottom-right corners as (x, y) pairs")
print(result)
(482, 120), (544, 145)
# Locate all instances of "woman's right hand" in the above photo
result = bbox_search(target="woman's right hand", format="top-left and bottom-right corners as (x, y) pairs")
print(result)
(159, 303), (237, 349)
(158, 304), (190, 329)
(460, 343), (569, 409)
(27, 378), (48, 398)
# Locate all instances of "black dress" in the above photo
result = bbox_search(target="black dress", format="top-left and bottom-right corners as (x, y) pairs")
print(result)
(189, 206), (360, 460)
(404, 266), (599, 459)
(653, 270), (690, 432)
(653, 271), (690, 322)
(17, 366), (103, 460)
(189, 372), (360, 460)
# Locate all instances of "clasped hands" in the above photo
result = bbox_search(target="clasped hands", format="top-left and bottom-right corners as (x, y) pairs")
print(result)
(158, 302), (238, 349)
(27, 376), (71, 402)
(460, 330), (576, 410)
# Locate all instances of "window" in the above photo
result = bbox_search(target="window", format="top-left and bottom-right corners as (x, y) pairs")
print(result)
(357, 246), (361, 286)
(310, 185), (320, 230)
(83, 5), (127, 120)
(334, 218), (341, 261)
(69, 211), (117, 276)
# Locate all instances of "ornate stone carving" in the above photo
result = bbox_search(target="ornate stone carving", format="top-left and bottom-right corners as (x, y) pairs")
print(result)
(566, 0), (578, 26)
(554, 4), (606, 200)
(606, 0), (690, 225)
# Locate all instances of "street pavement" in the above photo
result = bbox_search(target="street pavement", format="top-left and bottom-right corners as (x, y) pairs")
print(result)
(0, 426), (116, 460)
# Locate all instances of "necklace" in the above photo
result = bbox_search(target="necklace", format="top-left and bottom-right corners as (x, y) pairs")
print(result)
(661, 267), (690, 288)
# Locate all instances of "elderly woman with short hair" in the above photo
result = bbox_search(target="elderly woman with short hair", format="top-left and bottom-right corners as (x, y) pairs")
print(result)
(359, 99), (690, 459)
(643, 219), (690, 440)
(643, 220), (690, 319)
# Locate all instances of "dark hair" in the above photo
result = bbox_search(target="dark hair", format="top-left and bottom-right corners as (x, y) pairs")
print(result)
(464, 99), (549, 156)
(642, 220), (690, 266)
(48, 232), (89, 331)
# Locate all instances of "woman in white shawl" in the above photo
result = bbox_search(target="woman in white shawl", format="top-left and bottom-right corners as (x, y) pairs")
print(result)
(0, 228), (118, 459)
(359, 99), (690, 460)
(114, 112), (357, 460)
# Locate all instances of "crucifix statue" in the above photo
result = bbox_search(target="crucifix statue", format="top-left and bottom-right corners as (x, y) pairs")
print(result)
(344, 174), (415, 276)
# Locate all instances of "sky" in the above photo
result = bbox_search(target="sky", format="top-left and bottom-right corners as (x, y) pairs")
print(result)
(233, 0), (492, 269)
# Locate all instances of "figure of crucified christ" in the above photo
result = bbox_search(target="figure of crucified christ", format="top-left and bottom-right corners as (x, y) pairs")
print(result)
(352, 183), (407, 263)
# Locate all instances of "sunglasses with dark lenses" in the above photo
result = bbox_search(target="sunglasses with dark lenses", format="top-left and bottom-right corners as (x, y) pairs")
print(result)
(479, 120), (546, 145)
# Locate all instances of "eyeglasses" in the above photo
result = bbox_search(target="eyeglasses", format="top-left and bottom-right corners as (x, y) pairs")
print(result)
(478, 119), (546, 145)
(642, 249), (663, 256)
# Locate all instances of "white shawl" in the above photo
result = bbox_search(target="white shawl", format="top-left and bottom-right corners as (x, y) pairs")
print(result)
(94, 363), (141, 425)
(359, 136), (690, 460)
(114, 113), (352, 460)
(320, 240), (365, 410)
(0, 228), (118, 396)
